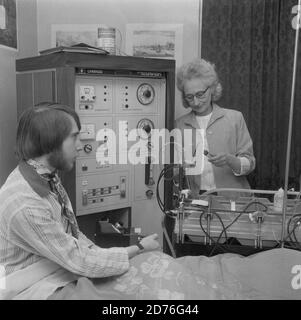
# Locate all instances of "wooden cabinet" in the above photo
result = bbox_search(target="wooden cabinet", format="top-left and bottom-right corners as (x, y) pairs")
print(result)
(16, 52), (175, 250)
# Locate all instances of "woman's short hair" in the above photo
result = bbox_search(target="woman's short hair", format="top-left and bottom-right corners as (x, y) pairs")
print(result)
(16, 102), (81, 161)
(176, 58), (222, 107)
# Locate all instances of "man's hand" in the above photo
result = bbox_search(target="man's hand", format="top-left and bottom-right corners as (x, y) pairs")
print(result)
(126, 233), (160, 258)
(140, 233), (160, 251)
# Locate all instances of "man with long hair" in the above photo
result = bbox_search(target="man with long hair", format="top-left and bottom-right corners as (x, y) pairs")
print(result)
(0, 102), (159, 298)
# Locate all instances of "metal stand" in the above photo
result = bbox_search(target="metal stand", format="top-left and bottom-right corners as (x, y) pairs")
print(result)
(281, 0), (301, 247)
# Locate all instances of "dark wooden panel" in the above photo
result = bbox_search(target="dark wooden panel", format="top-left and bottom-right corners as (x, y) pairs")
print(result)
(56, 67), (75, 106)
(55, 66), (77, 211)
(163, 70), (176, 254)
(33, 71), (56, 105)
(165, 70), (175, 131)
(16, 73), (33, 119)
(164, 70), (175, 211)
(16, 52), (175, 73)
(64, 53), (175, 72)
(16, 53), (67, 72)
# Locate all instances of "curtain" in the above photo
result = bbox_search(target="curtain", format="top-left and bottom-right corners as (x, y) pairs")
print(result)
(201, 0), (301, 191)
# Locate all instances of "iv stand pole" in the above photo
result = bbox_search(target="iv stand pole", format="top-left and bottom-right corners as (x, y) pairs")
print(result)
(281, 0), (301, 247)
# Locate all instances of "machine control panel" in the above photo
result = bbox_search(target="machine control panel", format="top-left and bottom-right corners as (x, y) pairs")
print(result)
(75, 74), (166, 219)
(76, 172), (129, 215)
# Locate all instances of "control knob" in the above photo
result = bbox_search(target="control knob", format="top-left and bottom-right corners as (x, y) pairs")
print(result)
(146, 189), (154, 199)
(83, 144), (93, 153)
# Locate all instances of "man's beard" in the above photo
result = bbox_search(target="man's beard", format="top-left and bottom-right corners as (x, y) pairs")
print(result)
(48, 148), (73, 172)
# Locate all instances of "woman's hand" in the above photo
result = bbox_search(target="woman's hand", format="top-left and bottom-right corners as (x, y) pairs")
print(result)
(207, 152), (229, 167)
(208, 153), (241, 174)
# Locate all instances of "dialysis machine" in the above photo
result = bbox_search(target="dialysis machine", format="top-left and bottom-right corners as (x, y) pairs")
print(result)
(16, 53), (175, 247)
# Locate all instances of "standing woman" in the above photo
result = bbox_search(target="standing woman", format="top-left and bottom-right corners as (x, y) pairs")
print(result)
(174, 58), (255, 196)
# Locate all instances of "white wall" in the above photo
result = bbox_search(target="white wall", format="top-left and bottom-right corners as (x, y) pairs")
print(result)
(0, 0), (38, 185)
(36, 0), (201, 119)
(0, 0), (200, 184)
(0, 48), (18, 185)
(17, 0), (38, 59)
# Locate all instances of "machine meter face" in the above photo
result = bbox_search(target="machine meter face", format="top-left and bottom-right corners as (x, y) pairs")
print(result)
(136, 83), (155, 105)
(137, 118), (155, 139)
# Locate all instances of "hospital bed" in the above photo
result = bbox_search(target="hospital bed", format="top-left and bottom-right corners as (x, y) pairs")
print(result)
(2, 246), (301, 300)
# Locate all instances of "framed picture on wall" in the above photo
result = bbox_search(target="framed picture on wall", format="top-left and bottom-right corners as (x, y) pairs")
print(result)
(0, 0), (17, 51)
(125, 23), (183, 66)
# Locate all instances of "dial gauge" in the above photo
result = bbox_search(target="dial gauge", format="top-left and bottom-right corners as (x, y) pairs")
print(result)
(136, 83), (155, 105)
(137, 118), (155, 139)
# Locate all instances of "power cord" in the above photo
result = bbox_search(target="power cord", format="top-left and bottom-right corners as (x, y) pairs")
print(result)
(156, 164), (180, 257)
(274, 201), (301, 250)
(199, 201), (268, 256)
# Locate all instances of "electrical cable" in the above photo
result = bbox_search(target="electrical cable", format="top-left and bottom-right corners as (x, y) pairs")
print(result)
(156, 164), (176, 216)
(199, 211), (228, 254)
(208, 211), (229, 256)
(286, 214), (301, 250)
(155, 164), (181, 257)
(275, 201), (301, 249)
(203, 201), (268, 256)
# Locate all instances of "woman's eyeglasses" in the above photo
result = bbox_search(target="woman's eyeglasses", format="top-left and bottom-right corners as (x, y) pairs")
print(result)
(184, 87), (210, 103)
